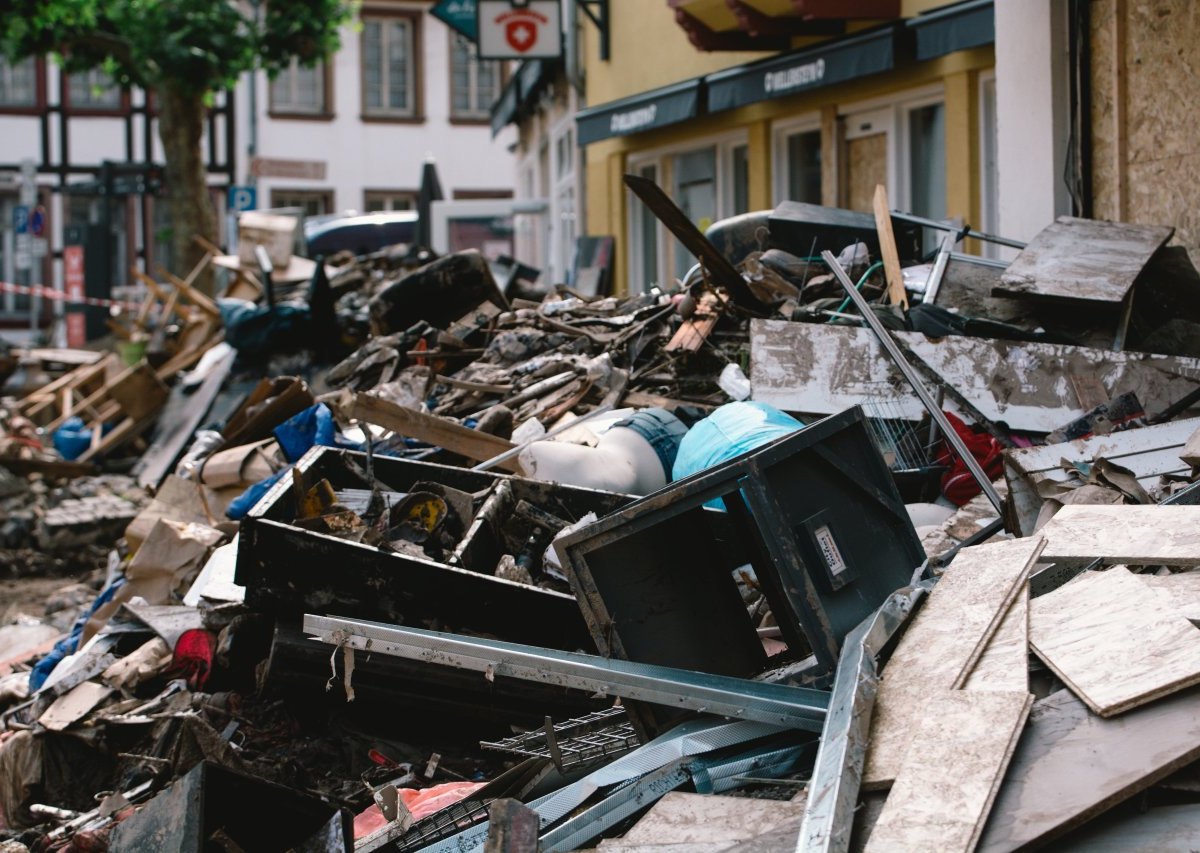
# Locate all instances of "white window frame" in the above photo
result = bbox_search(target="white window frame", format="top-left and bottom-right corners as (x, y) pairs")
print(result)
(772, 113), (822, 206)
(364, 190), (416, 212)
(450, 34), (501, 120)
(362, 15), (417, 118)
(549, 118), (578, 286)
(626, 129), (749, 292)
(269, 58), (327, 115)
(837, 84), (946, 213)
(978, 69), (1002, 258)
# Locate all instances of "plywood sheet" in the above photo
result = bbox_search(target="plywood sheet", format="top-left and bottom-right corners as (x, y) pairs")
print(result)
(748, 320), (1200, 433)
(997, 216), (1173, 304)
(608, 791), (806, 848)
(964, 586), (1029, 693)
(1038, 505), (1200, 565)
(1142, 571), (1200, 624)
(845, 133), (887, 214)
(865, 690), (1032, 853)
(862, 537), (1044, 789)
(1029, 566), (1200, 717)
(1057, 804), (1200, 852)
(977, 687), (1200, 851)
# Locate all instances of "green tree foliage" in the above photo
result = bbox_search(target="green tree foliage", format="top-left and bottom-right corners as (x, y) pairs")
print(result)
(0, 0), (355, 290)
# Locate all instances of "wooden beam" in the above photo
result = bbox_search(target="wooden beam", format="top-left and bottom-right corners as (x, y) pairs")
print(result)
(342, 392), (523, 474)
(872, 184), (908, 309)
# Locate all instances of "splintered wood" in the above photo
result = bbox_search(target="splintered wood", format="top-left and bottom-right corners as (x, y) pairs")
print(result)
(862, 537), (1044, 789)
(1029, 566), (1200, 717)
(865, 690), (1032, 853)
(1038, 505), (1200, 565)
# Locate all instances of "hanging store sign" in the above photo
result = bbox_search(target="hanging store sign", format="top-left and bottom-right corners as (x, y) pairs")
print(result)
(476, 0), (562, 59)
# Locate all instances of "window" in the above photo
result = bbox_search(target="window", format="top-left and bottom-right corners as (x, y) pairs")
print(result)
(775, 127), (821, 205)
(907, 101), (946, 252)
(450, 34), (501, 120)
(0, 57), (37, 109)
(628, 134), (747, 292)
(68, 68), (121, 110)
(270, 189), (333, 217)
(269, 58), (329, 116)
(362, 14), (418, 119)
(364, 190), (416, 212)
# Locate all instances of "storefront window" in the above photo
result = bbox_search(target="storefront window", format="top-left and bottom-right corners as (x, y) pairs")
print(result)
(785, 129), (822, 204)
(908, 102), (946, 251)
(673, 146), (717, 279)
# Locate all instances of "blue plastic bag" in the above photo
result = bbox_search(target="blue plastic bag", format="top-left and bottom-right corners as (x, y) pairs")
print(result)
(30, 577), (127, 691)
(672, 402), (805, 508)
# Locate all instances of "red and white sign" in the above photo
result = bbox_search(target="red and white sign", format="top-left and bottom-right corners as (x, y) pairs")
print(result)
(476, 0), (561, 59)
(64, 244), (86, 347)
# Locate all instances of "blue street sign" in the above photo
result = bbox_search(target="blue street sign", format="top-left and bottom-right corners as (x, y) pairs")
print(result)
(432, 0), (478, 41)
(12, 205), (29, 235)
(228, 185), (258, 212)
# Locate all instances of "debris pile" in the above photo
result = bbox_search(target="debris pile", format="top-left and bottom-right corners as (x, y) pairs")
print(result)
(3, 183), (1200, 851)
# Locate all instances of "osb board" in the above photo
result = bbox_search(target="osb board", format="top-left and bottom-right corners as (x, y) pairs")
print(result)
(977, 687), (1200, 852)
(1141, 571), (1200, 624)
(845, 133), (887, 214)
(606, 791), (806, 848)
(1029, 566), (1200, 717)
(862, 537), (1044, 789)
(1057, 804), (1200, 852)
(864, 690), (1033, 853)
(997, 217), (1172, 304)
(964, 586), (1029, 693)
(748, 319), (1200, 433)
(1091, 1), (1200, 248)
(1037, 504), (1200, 565)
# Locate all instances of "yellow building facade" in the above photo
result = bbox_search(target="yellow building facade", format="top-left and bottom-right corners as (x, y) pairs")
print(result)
(575, 0), (995, 294)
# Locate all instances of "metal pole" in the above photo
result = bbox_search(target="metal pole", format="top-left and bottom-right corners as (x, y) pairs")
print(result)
(922, 231), (955, 306)
(822, 250), (1005, 516)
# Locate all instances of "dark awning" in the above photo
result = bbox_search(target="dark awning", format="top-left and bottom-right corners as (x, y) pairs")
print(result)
(705, 25), (897, 114)
(909, 0), (993, 62)
(575, 78), (703, 146)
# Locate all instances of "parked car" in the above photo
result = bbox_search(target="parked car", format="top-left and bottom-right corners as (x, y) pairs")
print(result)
(303, 211), (419, 258)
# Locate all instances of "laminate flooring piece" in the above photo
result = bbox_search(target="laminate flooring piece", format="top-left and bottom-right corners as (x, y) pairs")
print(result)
(862, 537), (1044, 789)
(964, 586), (1029, 693)
(977, 687), (1200, 851)
(1056, 805), (1200, 852)
(1038, 505), (1200, 565)
(864, 690), (1032, 853)
(1029, 566), (1200, 717)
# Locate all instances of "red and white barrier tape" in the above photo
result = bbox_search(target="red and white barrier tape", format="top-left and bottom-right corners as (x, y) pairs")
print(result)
(0, 281), (142, 310)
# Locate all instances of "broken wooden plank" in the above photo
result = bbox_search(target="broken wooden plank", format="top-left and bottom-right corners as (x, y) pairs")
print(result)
(1029, 566), (1200, 717)
(964, 585), (1029, 693)
(977, 687), (1200, 851)
(997, 216), (1173, 304)
(873, 185), (908, 310)
(1004, 417), (1200, 536)
(1038, 505), (1200, 565)
(862, 537), (1044, 789)
(748, 320), (1200, 433)
(865, 690), (1032, 853)
(341, 391), (523, 474)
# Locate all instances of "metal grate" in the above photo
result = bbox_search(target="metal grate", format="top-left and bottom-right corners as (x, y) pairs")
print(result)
(862, 391), (935, 471)
(393, 795), (494, 852)
(480, 707), (641, 769)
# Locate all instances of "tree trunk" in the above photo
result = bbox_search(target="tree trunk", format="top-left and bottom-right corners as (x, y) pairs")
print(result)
(158, 84), (217, 294)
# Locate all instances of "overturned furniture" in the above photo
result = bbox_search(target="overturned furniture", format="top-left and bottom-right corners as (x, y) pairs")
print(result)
(554, 406), (925, 737)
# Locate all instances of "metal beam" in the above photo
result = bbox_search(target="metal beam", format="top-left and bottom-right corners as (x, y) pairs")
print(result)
(304, 614), (830, 730)
(795, 586), (928, 853)
(823, 250), (1006, 516)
